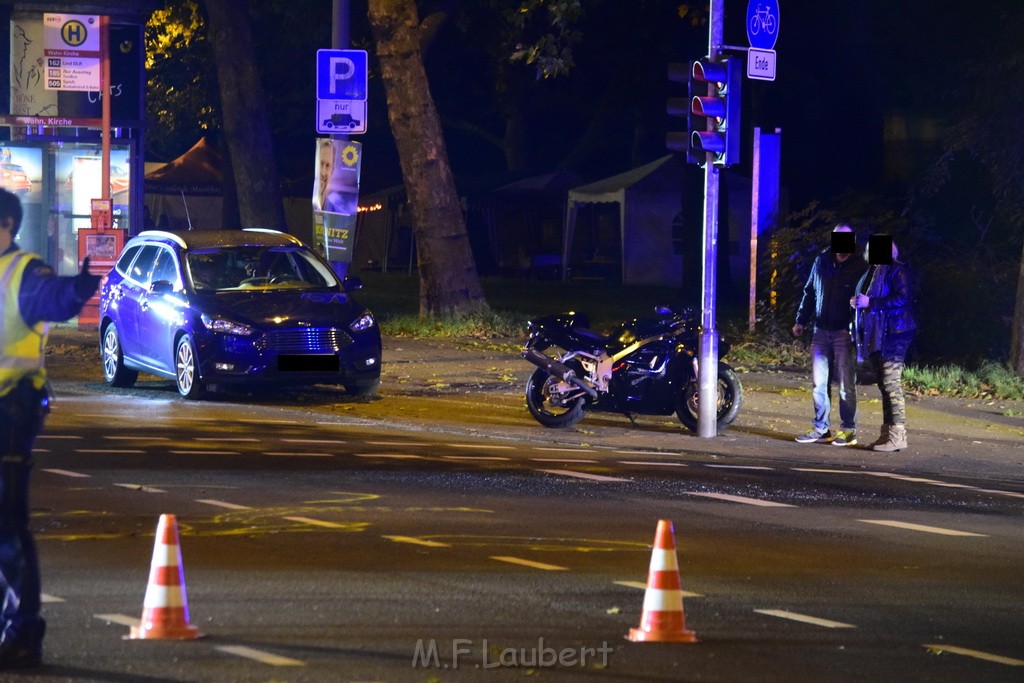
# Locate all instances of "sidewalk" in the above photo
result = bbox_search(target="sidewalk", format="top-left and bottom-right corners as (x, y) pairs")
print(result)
(46, 325), (1024, 484)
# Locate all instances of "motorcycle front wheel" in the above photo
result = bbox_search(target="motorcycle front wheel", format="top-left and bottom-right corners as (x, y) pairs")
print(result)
(525, 367), (587, 428)
(676, 362), (743, 432)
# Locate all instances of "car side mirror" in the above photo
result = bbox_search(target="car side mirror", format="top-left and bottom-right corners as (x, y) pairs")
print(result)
(342, 275), (363, 291)
(150, 280), (174, 295)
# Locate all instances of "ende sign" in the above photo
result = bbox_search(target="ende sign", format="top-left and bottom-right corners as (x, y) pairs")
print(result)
(745, 0), (779, 82)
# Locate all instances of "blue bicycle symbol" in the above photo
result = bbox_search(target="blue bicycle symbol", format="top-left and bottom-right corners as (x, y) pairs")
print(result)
(749, 4), (777, 35)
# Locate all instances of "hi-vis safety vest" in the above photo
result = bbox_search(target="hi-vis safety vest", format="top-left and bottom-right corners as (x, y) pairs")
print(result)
(0, 250), (48, 397)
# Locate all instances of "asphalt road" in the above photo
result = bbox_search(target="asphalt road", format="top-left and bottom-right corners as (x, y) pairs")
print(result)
(15, 367), (1024, 682)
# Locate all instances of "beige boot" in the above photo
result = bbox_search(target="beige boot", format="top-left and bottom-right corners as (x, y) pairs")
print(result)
(869, 424), (891, 448)
(872, 424), (907, 452)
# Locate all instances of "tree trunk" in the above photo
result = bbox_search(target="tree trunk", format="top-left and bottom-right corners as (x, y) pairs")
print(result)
(203, 0), (286, 230)
(1011, 242), (1024, 374)
(368, 0), (489, 317)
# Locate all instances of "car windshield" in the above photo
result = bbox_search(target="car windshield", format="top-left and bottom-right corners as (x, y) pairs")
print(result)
(185, 245), (339, 292)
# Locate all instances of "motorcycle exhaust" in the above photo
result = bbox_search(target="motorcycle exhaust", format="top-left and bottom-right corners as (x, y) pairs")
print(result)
(523, 348), (598, 399)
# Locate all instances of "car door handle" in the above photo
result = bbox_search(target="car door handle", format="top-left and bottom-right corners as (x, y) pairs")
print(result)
(140, 298), (149, 311)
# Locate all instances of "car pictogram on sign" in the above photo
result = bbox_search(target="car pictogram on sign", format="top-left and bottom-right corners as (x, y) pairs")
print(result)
(322, 113), (361, 130)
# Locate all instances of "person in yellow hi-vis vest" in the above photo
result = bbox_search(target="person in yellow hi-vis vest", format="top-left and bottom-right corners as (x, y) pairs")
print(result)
(0, 188), (100, 669)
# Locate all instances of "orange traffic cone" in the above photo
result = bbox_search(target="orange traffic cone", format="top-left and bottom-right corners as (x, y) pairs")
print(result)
(626, 519), (697, 643)
(128, 514), (202, 640)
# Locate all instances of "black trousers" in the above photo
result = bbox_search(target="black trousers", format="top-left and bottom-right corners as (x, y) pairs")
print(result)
(0, 379), (47, 644)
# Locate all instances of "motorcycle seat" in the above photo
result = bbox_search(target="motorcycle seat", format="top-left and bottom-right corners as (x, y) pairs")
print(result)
(567, 326), (609, 345)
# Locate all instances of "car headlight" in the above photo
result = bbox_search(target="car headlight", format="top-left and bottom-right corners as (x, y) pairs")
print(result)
(349, 311), (375, 332)
(201, 314), (255, 336)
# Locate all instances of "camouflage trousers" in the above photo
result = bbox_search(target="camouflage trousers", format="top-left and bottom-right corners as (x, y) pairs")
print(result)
(870, 352), (907, 426)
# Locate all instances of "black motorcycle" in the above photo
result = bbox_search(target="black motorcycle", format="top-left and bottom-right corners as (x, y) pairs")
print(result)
(522, 306), (742, 432)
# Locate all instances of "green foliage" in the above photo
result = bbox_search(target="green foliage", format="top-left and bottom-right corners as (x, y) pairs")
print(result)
(903, 362), (1024, 401)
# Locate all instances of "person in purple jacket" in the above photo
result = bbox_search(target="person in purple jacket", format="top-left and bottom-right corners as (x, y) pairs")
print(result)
(0, 188), (100, 669)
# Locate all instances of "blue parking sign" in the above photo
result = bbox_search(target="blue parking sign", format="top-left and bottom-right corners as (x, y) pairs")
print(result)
(316, 49), (367, 101)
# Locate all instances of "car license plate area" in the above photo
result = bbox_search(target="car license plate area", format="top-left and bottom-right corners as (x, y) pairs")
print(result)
(278, 354), (339, 372)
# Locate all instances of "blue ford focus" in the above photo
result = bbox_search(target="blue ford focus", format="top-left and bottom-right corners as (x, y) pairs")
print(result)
(98, 229), (381, 399)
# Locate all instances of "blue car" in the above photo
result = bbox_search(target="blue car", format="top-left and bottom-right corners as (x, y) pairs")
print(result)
(98, 229), (381, 399)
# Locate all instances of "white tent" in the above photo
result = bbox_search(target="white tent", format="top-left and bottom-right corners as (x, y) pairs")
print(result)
(562, 156), (687, 286)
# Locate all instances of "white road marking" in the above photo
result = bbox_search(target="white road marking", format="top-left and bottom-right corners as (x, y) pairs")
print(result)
(41, 593), (65, 603)
(685, 492), (795, 507)
(538, 469), (629, 482)
(281, 439), (345, 445)
(365, 441), (429, 446)
(972, 487), (1024, 500)
(40, 468), (90, 478)
(922, 644), (1024, 666)
(532, 458), (599, 464)
(94, 613), (140, 627)
(619, 461), (689, 467)
(196, 499), (253, 510)
(74, 449), (144, 454)
(448, 443), (515, 450)
(283, 516), (351, 528)
(705, 464), (775, 471)
(443, 455), (510, 461)
(793, 468), (859, 474)
(615, 450), (665, 455)
(353, 454), (425, 459)
(859, 520), (986, 537)
(491, 556), (568, 571)
(31, 448), (49, 453)
(382, 535), (452, 548)
(114, 483), (166, 494)
(262, 452), (333, 457)
(534, 447), (597, 453)
(169, 450), (238, 455)
(104, 436), (169, 441)
(36, 435), (82, 439)
(215, 645), (304, 666)
(754, 609), (856, 629)
(797, 468), (1024, 499)
(194, 437), (259, 442)
(238, 419), (298, 425)
(614, 580), (702, 597)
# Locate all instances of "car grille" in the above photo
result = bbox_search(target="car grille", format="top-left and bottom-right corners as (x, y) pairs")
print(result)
(254, 327), (353, 354)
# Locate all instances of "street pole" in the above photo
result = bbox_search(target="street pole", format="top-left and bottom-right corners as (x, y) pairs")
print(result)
(697, 0), (724, 438)
(331, 0), (351, 279)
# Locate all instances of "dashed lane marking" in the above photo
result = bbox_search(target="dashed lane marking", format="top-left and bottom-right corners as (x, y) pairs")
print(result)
(169, 450), (239, 455)
(922, 644), (1024, 666)
(41, 594), (65, 603)
(754, 609), (856, 629)
(448, 443), (515, 450)
(194, 437), (259, 442)
(619, 461), (689, 467)
(797, 468), (1024, 500)
(614, 580), (702, 597)
(104, 435), (169, 441)
(31, 448), (49, 453)
(74, 449), (144, 454)
(443, 455), (511, 461)
(705, 464), (774, 471)
(281, 439), (346, 445)
(41, 468), (90, 478)
(216, 645), (304, 666)
(538, 469), (630, 482)
(685, 492), (795, 507)
(353, 454), (426, 459)
(383, 535), (452, 548)
(114, 483), (166, 494)
(283, 516), (353, 528)
(972, 488), (1024, 500)
(490, 556), (568, 571)
(532, 458), (599, 464)
(365, 441), (430, 446)
(533, 447), (598, 453)
(859, 520), (987, 537)
(262, 452), (334, 457)
(238, 419), (298, 425)
(94, 613), (140, 628)
(792, 468), (858, 474)
(196, 499), (254, 510)
(36, 435), (82, 439)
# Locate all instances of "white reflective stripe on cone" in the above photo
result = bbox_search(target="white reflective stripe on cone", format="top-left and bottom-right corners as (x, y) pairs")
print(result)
(142, 586), (186, 608)
(647, 548), (678, 571)
(151, 543), (181, 568)
(641, 588), (684, 613)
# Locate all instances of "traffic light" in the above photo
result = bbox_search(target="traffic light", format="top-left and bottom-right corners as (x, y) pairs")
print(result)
(690, 57), (742, 167)
(666, 61), (702, 165)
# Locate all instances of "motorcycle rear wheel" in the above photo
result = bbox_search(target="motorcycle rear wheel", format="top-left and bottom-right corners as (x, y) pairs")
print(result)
(676, 362), (743, 432)
(525, 367), (586, 428)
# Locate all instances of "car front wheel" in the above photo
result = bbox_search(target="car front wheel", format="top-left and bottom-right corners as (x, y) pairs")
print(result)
(175, 335), (205, 399)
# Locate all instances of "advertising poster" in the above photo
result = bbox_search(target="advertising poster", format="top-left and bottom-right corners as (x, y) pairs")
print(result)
(312, 139), (361, 263)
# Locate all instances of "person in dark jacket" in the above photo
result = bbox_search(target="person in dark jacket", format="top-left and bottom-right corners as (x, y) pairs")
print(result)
(0, 188), (100, 669)
(792, 224), (868, 446)
(852, 236), (916, 452)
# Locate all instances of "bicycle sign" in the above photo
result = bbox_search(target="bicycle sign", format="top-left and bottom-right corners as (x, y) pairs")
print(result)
(746, 0), (779, 51)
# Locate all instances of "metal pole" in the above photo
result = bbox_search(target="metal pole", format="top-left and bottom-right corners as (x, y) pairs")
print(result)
(697, 0), (724, 438)
(100, 15), (110, 202)
(330, 0), (351, 279)
(749, 127), (761, 332)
